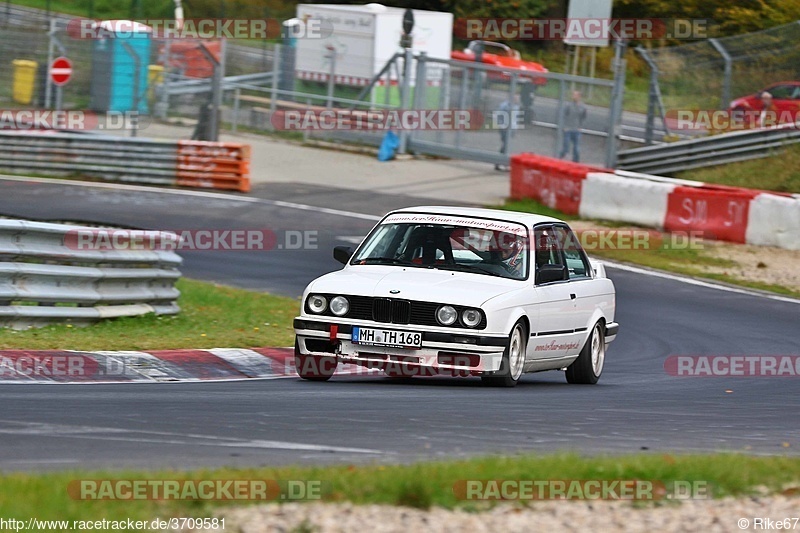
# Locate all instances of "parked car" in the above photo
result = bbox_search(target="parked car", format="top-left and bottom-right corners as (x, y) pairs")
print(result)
(294, 206), (619, 387)
(451, 40), (548, 85)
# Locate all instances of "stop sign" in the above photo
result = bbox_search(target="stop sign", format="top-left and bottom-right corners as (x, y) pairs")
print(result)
(50, 57), (72, 86)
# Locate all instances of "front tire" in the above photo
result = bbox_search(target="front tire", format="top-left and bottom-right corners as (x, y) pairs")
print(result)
(565, 321), (605, 384)
(482, 321), (526, 388)
(295, 339), (336, 382)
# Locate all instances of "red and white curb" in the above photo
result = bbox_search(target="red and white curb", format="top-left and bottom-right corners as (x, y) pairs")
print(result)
(0, 348), (376, 384)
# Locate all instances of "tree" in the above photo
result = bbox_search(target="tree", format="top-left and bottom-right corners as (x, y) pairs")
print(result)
(614, 0), (800, 36)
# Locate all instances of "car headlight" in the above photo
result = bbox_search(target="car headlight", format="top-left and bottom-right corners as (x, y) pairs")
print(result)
(461, 308), (482, 328)
(436, 305), (458, 326)
(330, 295), (349, 316)
(307, 294), (327, 314)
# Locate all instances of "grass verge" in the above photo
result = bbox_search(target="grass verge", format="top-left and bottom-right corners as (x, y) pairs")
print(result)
(0, 279), (298, 350)
(501, 199), (800, 298)
(0, 453), (798, 519)
(675, 144), (800, 194)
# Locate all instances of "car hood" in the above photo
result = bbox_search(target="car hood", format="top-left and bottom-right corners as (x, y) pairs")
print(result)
(308, 266), (521, 307)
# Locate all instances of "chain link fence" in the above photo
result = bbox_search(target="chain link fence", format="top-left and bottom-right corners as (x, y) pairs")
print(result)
(637, 20), (800, 141)
(1, 5), (629, 166)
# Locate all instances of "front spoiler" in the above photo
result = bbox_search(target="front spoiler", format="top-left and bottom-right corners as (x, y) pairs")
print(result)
(605, 322), (620, 343)
(294, 318), (507, 374)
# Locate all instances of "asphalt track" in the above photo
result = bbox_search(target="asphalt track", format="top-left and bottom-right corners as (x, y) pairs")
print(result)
(0, 176), (798, 471)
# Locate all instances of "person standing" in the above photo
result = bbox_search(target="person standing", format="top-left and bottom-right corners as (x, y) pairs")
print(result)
(757, 92), (777, 128)
(495, 93), (521, 171)
(559, 90), (587, 162)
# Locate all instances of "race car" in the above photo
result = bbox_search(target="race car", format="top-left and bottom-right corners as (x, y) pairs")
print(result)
(451, 40), (548, 85)
(293, 206), (618, 387)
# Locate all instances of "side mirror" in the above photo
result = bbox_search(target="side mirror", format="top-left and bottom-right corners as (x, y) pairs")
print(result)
(536, 264), (567, 285)
(333, 245), (353, 265)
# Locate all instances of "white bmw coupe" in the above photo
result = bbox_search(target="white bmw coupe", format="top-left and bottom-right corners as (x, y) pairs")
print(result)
(294, 206), (619, 387)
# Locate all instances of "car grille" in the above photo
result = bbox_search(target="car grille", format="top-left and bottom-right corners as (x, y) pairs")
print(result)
(310, 295), (486, 329)
(372, 298), (411, 324)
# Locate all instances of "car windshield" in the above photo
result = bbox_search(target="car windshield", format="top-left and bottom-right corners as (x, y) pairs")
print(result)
(470, 41), (513, 57)
(351, 214), (529, 280)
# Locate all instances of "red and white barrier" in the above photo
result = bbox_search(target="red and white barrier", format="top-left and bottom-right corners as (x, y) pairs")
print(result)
(510, 154), (610, 215)
(579, 172), (675, 228)
(510, 154), (800, 250)
(747, 193), (800, 250)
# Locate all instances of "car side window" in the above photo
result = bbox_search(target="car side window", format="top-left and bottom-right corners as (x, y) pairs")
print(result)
(769, 85), (794, 99)
(555, 226), (592, 279)
(533, 226), (566, 270)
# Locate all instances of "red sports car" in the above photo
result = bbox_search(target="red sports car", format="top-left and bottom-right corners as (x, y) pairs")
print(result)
(451, 40), (548, 85)
(729, 82), (800, 115)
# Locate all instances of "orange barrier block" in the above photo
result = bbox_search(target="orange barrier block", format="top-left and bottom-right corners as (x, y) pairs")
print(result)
(176, 140), (251, 193)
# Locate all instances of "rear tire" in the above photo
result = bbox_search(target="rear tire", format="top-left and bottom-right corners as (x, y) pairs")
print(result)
(565, 321), (605, 384)
(482, 321), (526, 388)
(295, 338), (336, 382)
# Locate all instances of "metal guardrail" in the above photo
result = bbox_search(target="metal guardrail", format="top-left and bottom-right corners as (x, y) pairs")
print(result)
(0, 132), (179, 185)
(0, 131), (251, 192)
(162, 72), (275, 96)
(616, 123), (800, 174)
(0, 220), (182, 329)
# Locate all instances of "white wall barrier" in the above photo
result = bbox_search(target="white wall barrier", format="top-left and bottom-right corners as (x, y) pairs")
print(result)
(746, 193), (800, 250)
(579, 172), (676, 229)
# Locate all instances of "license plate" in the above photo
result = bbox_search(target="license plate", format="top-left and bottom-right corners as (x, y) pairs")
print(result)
(351, 327), (422, 349)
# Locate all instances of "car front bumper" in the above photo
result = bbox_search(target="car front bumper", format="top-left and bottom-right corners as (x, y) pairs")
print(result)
(294, 317), (507, 375)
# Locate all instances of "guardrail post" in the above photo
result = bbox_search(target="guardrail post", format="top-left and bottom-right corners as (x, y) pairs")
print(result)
(270, 43), (280, 131)
(455, 62), (469, 150)
(198, 39), (224, 141)
(325, 45), (336, 109)
(709, 38), (732, 110)
(44, 18), (55, 109)
(408, 52), (427, 151)
(437, 65), (449, 145)
(502, 72), (518, 164)
(556, 78), (565, 157)
(605, 39), (627, 168)
(232, 87), (240, 133)
(398, 47), (414, 155)
(643, 54), (658, 145)
(637, 46), (670, 143)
